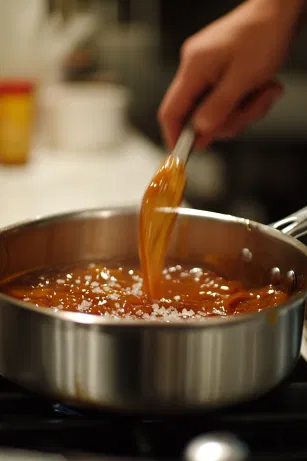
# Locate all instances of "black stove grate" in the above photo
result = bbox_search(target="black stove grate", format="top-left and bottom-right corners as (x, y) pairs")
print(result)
(1, 360), (307, 460)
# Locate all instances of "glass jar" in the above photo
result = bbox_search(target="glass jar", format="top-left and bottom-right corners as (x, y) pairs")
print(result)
(0, 80), (35, 165)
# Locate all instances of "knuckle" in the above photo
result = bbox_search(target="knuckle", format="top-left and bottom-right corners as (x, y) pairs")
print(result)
(180, 39), (192, 60)
(158, 104), (170, 124)
(180, 37), (199, 62)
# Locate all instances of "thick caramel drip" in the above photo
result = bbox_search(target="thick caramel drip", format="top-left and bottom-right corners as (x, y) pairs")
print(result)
(139, 154), (186, 298)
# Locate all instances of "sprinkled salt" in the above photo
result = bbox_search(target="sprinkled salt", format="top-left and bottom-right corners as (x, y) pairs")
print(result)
(91, 281), (99, 287)
(85, 275), (92, 281)
(92, 287), (104, 294)
(165, 274), (171, 280)
(57, 279), (65, 284)
(220, 285), (229, 291)
(100, 271), (109, 280)
(131, 282), (143, 296)
(190, 267), (203, 276)
(181, 308), (195, 317)
(108, 293), (120, 301)
(174, 295), (181, 302)
(78, 300), (92, 312)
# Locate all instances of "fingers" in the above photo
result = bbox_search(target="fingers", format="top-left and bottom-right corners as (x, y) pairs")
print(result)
(216, 80), (283, 139)
(191, 62), (260, 144)
(158, 74), (211, 150)
(158, 40), (218, 149)
(159, 31), (283, 151)
(159, 56), (259, 151)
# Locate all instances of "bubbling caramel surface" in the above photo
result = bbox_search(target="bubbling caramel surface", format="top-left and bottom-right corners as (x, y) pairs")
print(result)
(0, 261), (289, 321)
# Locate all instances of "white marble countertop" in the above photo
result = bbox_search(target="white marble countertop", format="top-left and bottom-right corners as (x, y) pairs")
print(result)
(0, 131), (165, 228)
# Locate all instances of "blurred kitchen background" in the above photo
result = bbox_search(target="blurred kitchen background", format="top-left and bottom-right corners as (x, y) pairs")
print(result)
(0, 0), (306, 227)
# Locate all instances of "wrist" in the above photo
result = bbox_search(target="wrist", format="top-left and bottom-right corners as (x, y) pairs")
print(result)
(250, 0), (304, 17)
(248, 0), (305, 29)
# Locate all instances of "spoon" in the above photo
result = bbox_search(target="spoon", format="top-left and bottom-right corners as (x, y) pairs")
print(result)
(172, 124), (196, 165)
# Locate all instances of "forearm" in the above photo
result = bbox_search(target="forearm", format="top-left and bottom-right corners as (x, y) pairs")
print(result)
(252, 0), (305, 21)
(247, 0), (306, 37)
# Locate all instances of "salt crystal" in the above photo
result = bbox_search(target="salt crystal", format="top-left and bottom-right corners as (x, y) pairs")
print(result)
(181, 308), (195, 317)
(165, 274), (171, 280)
(100, 271), (109, 280)
(190, 267), (203, 276)
(91, 281), (99, 287)
(92, 287), (104, 294)
(108, 293), (120, 301)
(220, 285), (229, 291)
(85, 275), (92, 281)
(131, 282), (143, 296)
(57, 279), (65, 284)
(78, 300), (92, 312)
(174, 295), (181, 302)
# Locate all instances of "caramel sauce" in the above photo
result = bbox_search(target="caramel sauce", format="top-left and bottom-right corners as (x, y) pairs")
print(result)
(139, 154), (186, 298)
(0, 262), (289, 321)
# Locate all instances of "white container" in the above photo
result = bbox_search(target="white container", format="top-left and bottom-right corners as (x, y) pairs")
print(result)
(42, 83), (131, 152)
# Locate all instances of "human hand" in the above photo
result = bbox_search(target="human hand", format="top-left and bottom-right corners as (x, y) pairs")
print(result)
(159, 0), (304, 149)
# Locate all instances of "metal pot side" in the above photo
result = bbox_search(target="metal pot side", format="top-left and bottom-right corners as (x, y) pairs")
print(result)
(0, 207), (306, 413)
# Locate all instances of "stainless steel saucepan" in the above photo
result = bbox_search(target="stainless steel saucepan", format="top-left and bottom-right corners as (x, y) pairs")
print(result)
(0, 206), (307, 414)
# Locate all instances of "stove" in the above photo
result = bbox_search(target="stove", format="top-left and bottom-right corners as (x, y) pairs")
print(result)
(1, 360), (307, 460)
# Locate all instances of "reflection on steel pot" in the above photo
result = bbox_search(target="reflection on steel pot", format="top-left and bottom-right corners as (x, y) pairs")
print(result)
(0, 206), (306, 413)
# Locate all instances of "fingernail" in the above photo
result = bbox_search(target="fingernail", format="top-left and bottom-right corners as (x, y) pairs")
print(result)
(192, 116), (214, 134)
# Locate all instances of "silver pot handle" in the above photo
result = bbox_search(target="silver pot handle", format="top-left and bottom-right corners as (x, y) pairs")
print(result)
(271, 207), (307, 239)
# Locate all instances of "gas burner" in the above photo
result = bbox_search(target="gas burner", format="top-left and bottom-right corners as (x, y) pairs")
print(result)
(53, 404), (82, 417)
(0, 358), (306, 459)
